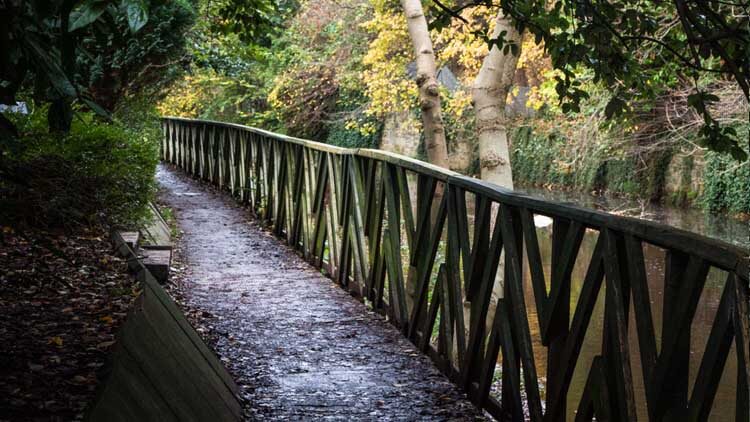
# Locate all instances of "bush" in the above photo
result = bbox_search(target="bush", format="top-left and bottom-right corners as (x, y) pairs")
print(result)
(1, 105), (158, 229)
(701, 149), (750, 214)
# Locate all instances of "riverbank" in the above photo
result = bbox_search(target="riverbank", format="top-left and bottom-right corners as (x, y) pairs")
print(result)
(509, 120), (750, 219)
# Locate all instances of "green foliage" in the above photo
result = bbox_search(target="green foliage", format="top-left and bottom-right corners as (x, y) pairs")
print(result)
(270, 64), (339, 139)
(512, 114), (750, 215)
(70, 0), (150, 32)
(433, 0), (750, 160)
(113, 94), (164, 151)
(510, 123), (643, 197)
(0, 0), (155, 136)
(77, 0), (195, 110)
(326, 118), (382, 149)
(702, 149), (750, 214)
(202, 0), (297, 46)
(1, 105), (158, 228)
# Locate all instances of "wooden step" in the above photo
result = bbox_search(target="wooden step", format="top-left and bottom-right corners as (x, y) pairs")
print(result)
(119, 231), (141, 251)
(140, 246), (172, 284)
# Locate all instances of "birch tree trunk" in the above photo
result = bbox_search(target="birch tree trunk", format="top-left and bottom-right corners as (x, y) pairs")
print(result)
(400, 0), (450, 169)
(472, 11), (521, 189)
(468, 11), (522, 340)
(400, 0), (451, 315)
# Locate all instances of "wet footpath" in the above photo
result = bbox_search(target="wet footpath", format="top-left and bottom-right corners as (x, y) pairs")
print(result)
(157, 165), (485, 421)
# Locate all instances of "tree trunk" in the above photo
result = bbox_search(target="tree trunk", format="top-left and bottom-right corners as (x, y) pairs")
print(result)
(400, 0), (450, 316)
(472, 11), (521, 188)
(468, 11), (522, 345)
(400, 0), (450, 169)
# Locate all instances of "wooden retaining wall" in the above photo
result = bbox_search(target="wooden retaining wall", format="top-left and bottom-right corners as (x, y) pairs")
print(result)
(85, 231), (242, 422)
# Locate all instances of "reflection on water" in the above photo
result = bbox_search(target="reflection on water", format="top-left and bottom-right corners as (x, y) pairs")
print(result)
(517, 185), (749, 249)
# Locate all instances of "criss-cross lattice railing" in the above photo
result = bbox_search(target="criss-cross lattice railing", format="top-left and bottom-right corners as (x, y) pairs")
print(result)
(161, 117), (749, 421)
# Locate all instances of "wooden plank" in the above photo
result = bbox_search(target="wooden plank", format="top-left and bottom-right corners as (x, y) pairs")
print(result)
(461, 206), (504, 389)
(686, 277), (735, 421)
(651, 255), (709, 420)
(465, 195), (490, 300)
(623, 233), (657, 417)
(444, 185), (467, 366)
(544, 236), (606, 421)
(419, 264), (445, 352)
(498, 204), (543, 421)
(382, 164), (408, 327)
(734, 273), (750, 422)
(601, 229), (636, 421)
(574, 356), (612, 422)
(407, 192), (447, 339)
(519, 207), (547, 328)
(542, 219), (584, 344)
(87, 341), (179, 422)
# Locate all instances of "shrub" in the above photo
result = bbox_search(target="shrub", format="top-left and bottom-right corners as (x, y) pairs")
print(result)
(701, 149), (750, 214)
(1, 105), (158, 229)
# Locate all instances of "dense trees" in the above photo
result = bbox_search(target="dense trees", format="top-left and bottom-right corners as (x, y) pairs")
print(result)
(24, 0), (737, 215)
(433, 0), (750, 160)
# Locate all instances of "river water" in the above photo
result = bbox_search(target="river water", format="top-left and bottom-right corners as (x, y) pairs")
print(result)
(510, 185), (747, 420)
(517, 185), (749, 249)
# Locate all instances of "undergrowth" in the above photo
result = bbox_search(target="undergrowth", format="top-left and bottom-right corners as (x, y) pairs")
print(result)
(1, 103), (159, 229)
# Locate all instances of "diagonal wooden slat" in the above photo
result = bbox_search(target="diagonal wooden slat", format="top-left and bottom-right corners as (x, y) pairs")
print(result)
(574, 356), (612, 422)
(498, 204), (543, 421)
(686, 275), (735, 421)
(542, 220), (585, 344)
(601, 229), (636, 421)
(407, 191), (447, 340)
(519, 208), (548, 327)
(461, 206), (504, 390)
(734, 273), (750, 422)
(651, 255), (710, 420)
(382, 164), (408, 327)
(465, 195), (491, 300)
(544, 235), (606, 422)
(445, 184), (467, 366)
(623, 233), (657, 415)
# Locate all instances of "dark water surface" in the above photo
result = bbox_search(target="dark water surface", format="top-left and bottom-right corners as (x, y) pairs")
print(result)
(518, 185), (749, 249)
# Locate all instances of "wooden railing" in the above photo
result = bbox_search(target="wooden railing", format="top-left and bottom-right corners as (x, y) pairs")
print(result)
(161, 117), (749, 421)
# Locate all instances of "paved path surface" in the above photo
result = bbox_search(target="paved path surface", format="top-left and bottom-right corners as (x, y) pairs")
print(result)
(157, 165), (485, 421)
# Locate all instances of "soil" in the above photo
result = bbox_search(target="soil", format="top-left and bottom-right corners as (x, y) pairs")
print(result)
(0, 227), (138, 421)
(157, 164), (486, 421)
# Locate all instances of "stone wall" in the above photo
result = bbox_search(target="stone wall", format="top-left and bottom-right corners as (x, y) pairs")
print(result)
(663, 150), (705, 203)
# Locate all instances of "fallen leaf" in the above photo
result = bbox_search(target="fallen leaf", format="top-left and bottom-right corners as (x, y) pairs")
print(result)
(48, 336), (64, 347)
(71, 375), (88, 384)
(96, 340), (116, 349)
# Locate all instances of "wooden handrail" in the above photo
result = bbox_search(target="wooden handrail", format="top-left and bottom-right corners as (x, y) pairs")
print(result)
(161, 116), (750, 421)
